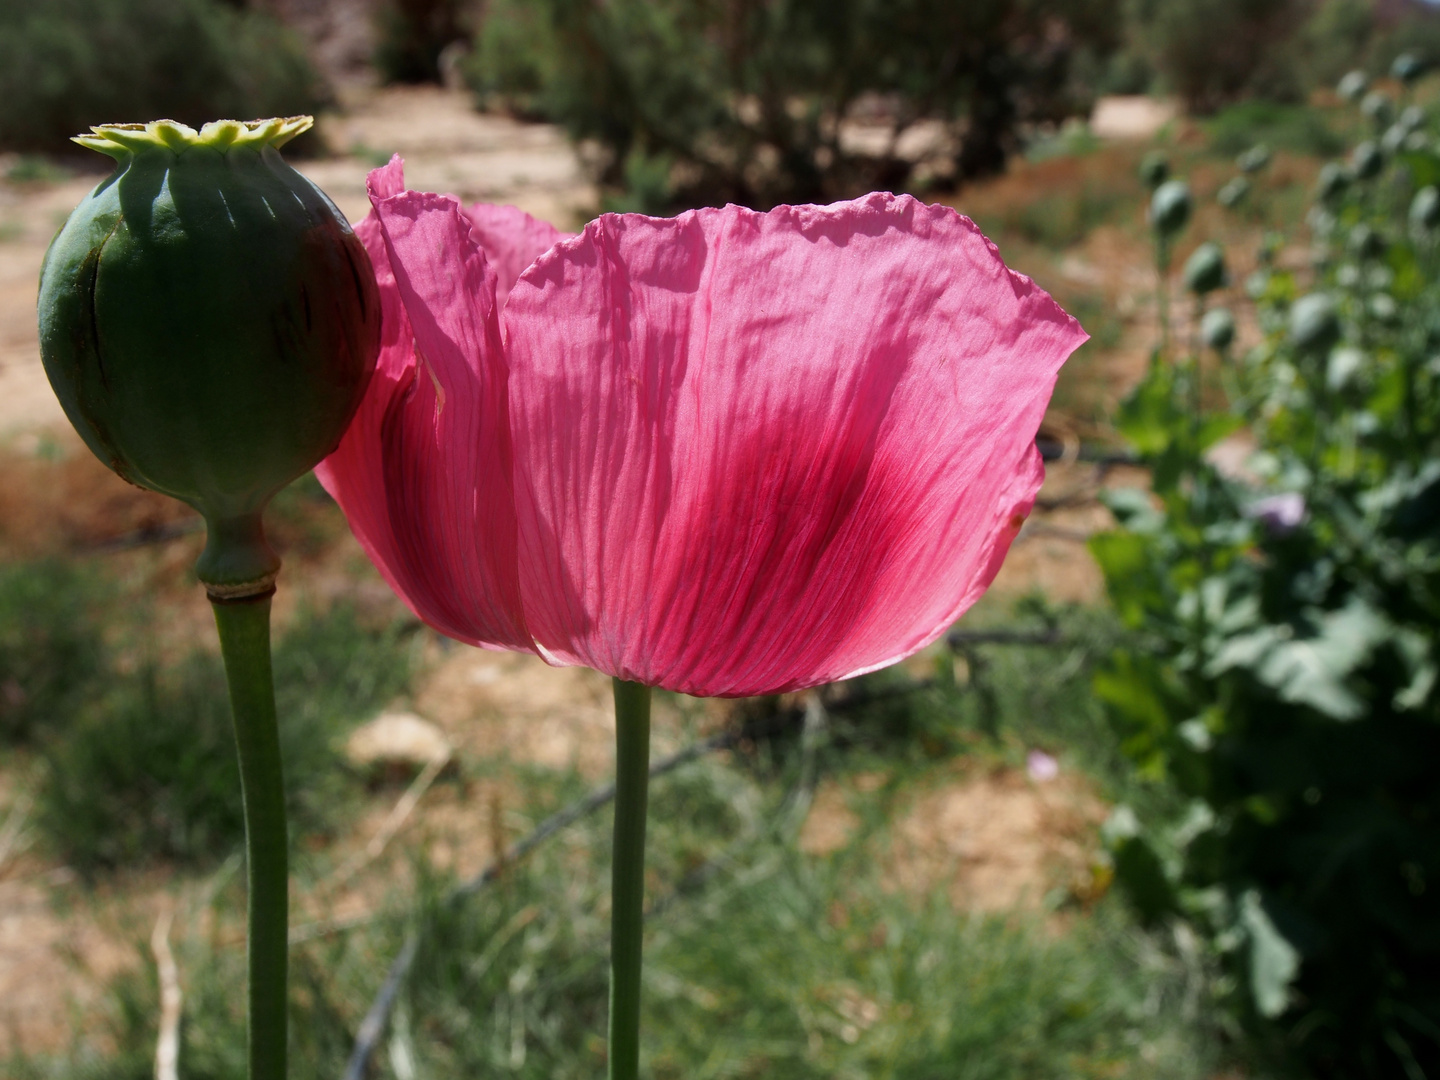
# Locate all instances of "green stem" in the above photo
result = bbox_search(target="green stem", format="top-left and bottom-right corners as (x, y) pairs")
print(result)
(213, 593), (288, 1080)
(1156, 237), (1172, 356)
(609, 679), (652, 1080)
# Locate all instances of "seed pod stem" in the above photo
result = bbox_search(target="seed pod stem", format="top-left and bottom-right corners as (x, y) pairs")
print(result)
(212, 593), (288, 1080)
(198, 512), (282, 600)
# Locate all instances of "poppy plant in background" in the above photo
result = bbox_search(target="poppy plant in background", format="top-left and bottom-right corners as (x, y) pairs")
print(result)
(318, 156), (1086, 1079)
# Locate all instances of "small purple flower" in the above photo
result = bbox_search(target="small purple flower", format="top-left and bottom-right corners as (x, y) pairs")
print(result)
(1247, 492), (1307, 535)
(1027, 750), (1060, 782)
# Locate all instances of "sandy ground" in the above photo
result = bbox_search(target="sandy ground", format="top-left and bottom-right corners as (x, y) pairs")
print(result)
(0, 86), (1139, 1056)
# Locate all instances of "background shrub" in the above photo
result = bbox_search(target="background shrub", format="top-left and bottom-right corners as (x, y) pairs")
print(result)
(1125, 0), (1311, 114)
(373, 0), (476, 85)
(466, 0), (1124, 211)
(0, 0), (325, 155)
(1108, 0), (1440, 116)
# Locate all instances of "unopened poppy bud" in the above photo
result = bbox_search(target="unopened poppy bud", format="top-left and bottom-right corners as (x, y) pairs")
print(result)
(1218, 176), (1250, 208)
(1183, 242), (1227, 295)
(1361, 91), (1393, 127)
(1368, 293), (1399, 324)
(1327, 347), (1364, 391)
(1350, 140), (1384, 180)
(37, 118), (381, 598)
(1411, 186), (1440, 229)
(1337, 70), (1369, 102)
(1139, 152), (1169, 191)
(1237, 144), (1271, 174)
(1317, 162), (1350, 202)
(1392, 52), (1424, 85)
(1289, 293), (1341, 354)
(1201, 307), (1236, 351)
(1348, 223), (1385, 259)
(1399, 104), (1426, 134)
(1150, 180), (1192, 236)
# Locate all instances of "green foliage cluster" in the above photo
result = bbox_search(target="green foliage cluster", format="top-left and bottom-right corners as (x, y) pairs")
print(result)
(465, 0), (1122, 211)
(0, 555), (419, 870)
(0, 0), (324, 154)
(1093, 84), (1440, 1078)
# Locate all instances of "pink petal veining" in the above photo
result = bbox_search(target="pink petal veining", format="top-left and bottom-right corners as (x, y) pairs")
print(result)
(316, 159), (530, 651)
(463, 203), (573, 308)
(320, 160), (1086, 697)
(503, 194), (1086, 696)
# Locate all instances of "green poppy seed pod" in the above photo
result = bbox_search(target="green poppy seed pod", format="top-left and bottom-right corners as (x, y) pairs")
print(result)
(1350, 140), (1384, 180)
(1150, 179), (1192, 237)
(38, 118), (381, 598)
(1327, 346), (1364, 391)
(1218, 176), (1250, 208)
(1348, 222), (1386, 259)
(1361, 91), (1394, 128)
(1317, 161), (1350, 203)
(1399, 104), (1426, 134)
(1237, 144), (1271, 174)
(1405, 130), (1432, 153)
(1392, 52), (1424, 85)
(1139, 152), (1169, 192)
(1382, 123), (1408, 155)
(1412, 186), (1440, 229)
(1182, 242), (1227, 295)
(1368, 293), (1399, 324)
(1201, 307), (1236, 352)
(1308, 206), (1338, 240)
(1289, 293), (1341, 354)
(1337, 70), (1369, 102)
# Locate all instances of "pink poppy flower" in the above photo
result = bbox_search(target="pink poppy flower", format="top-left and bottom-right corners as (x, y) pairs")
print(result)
(317, 157), (1086, 698)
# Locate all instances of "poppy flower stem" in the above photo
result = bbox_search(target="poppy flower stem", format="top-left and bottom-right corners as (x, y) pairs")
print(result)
(609, 678), (652, 1080)
(212, 592), (288, 1080)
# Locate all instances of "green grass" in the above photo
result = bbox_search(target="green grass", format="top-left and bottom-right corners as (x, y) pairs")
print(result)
(7, 602), (1235, 1077)
(3, 155), (74, 183)
(9, 759), (1222, 1080)
(34, 597), (422, 872)
(973, 180), (1129, 252)
(1206, 100), (1346, 158)
(0, 559), (108, 745)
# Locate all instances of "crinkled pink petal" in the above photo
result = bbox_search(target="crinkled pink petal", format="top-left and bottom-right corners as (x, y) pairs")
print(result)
(463, 203), (573, 309)
(504, 193), (1085, 697)
(316, 157), (531, 651)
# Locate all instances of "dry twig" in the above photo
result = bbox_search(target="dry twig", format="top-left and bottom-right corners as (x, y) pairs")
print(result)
(151, 908), (182, 1080)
